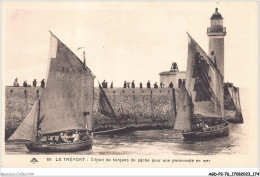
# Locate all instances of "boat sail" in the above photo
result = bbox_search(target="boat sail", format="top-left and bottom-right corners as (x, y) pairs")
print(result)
(224, 83), (243, 123)
(174, 33), (229, 140)
(174, 83), (193, 131)
(8, 31), (95, 152)
(94, 84), (126, 135)
(99, 84), (117, 120)
(8, 102), (39, 141)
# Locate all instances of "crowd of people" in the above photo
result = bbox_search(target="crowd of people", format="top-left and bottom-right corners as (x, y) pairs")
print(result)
(101, 80), (113, 88)
(224, 82), (233, 87)
(14, 77), (175, 89)
(13, 78), (45, 88)
(37, 129), (88, 144)
(101, 80), (175, 89)
(192, 122), (210, 132)
(191, 119), (224, 132)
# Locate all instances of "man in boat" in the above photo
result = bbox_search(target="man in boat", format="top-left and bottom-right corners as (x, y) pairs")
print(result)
(52, 137), (59, 144)
(203, 123), (209, 130)
(72, 130), (80, 142)
(62, 133), (70, 142)
(46, 136), (51, 144)
(58, 132), (69, 143)
(195, 123), (203, 132)
(36, 128), (42, 142)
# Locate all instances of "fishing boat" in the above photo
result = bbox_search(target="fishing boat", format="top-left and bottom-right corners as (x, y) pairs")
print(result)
(94, 127), (127, 135)
(25, 137), (92, 152)
(8, 31), (95, 152)
(174, 33), (229, 141)
(224, 82), (243, 123)
(93, 84), (127, 135)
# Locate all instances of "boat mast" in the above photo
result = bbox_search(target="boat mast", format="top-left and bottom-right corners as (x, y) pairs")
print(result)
(189, 93), (194, 128)
(36, 99), (41, 138)
(83, 50), (86, 66)
(83, 47), (87, 130)
(77, 47), (86, 66)
(78, 46), (88, 130)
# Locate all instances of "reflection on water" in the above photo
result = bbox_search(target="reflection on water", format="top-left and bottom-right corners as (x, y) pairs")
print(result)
(5, 123), (248, 155)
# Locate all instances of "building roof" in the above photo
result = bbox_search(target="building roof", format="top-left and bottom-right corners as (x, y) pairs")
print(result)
(210, 8), (223, 20)
(159, 71), (186, 75)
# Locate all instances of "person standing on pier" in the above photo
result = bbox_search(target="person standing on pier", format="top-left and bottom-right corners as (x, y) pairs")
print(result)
(169, 82), (173, 88)
(154, 82), (158, 88)
(139, 82), (143, 89)
(110, 82), (113, 89)
(13, 78), (19, 87)
(160, 82), (163, 88)
(131, 80), (135, 88)
(102, 80), (106, 88)
(23, 80), (28, 87)
(147, 80), (151, 88)
(41, 79), (45, 88)
(33, 79), (37, 87)
(123, 81), (127, 88)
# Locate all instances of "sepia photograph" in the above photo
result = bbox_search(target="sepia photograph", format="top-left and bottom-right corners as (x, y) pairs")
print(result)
(1, 1), (258, 173)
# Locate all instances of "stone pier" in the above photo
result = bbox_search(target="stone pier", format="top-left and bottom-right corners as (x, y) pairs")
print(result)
(5, 87), (177, 140)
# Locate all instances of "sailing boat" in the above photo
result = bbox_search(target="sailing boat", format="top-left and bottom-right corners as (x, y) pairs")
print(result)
(8, 31), (95, 152)
(174, 33), (229, 141)
(224, 83), (243, 123)
(94, 84), (127, 135)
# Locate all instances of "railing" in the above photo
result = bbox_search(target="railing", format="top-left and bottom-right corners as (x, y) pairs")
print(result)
(207, 27), (226, 33)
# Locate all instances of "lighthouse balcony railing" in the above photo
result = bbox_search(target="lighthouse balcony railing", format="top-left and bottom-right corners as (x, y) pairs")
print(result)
(207, 27), (226, 33)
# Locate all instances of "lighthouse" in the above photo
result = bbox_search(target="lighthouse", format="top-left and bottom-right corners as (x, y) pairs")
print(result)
(207, 8), (226, 77)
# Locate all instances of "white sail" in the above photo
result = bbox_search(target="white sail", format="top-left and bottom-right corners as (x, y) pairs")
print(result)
(39, 32), (95, 134)
(8, 102), (38, 141)
(174, 84), (193, 130)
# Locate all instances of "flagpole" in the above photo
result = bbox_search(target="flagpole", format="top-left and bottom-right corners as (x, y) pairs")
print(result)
(77, 46), (86, 66)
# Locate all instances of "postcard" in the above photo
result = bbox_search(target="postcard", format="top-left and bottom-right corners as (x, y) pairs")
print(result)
(1, 1), (258, 172)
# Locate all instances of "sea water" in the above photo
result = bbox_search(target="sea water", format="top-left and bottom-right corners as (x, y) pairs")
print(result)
(5, 120), (249, 155)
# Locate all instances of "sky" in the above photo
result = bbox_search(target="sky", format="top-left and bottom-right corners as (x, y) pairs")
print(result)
(2, 2), (258, 87)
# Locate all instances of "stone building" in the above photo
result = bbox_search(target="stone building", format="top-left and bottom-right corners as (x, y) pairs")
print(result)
(159, 62), (186, 89)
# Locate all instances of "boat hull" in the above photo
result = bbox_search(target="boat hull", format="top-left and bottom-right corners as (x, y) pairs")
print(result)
(25, 139), (92, 152)
(94, 127), (127, 135)
(225, 117), (243, 124)
(182, 121), (230, 141)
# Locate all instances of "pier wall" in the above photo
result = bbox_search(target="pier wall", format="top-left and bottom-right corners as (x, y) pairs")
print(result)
(5, 87), (177, 139)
